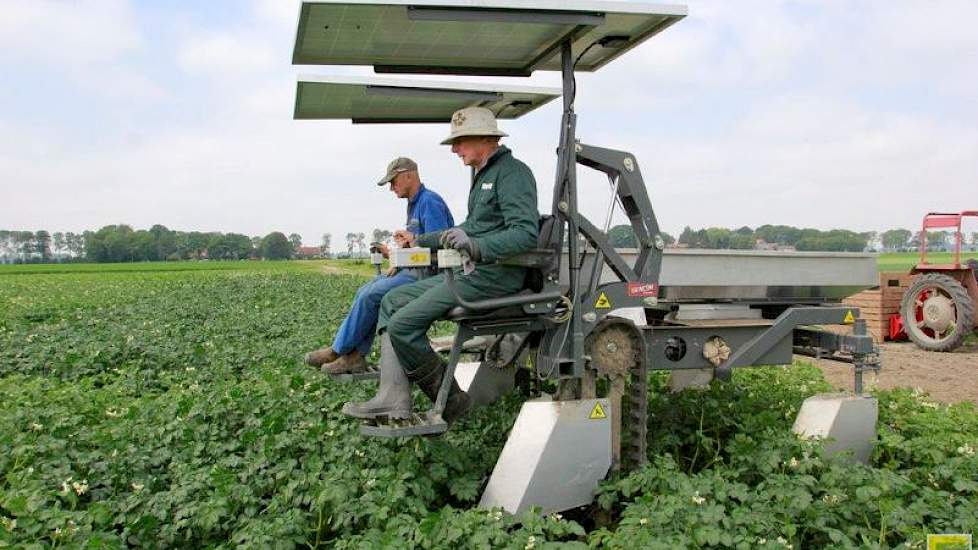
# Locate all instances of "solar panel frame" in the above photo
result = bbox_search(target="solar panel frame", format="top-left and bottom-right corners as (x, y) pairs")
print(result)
(293, 74), (561, 122)
(292, 0), (687, 75)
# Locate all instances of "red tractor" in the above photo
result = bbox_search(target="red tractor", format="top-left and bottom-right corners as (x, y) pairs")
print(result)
(900, 211), (978, 351)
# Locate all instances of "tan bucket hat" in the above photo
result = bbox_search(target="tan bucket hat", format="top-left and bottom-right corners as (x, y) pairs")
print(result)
(376, 157), (418, 186)
(440, 106), (508, 145)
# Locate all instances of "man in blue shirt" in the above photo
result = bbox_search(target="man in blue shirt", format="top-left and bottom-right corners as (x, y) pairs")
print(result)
(304, 157), (454, 375)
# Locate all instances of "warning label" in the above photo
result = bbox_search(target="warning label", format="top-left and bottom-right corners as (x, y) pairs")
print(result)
(595, 292), (612, 309)
(626, 282), (658, 297)
(589, 402), (607, 420)
(843, 310), (855, 324)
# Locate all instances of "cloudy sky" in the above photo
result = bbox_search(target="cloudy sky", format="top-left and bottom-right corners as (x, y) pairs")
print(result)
(3, 0), (977, 246)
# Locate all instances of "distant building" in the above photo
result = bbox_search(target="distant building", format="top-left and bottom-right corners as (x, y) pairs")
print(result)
(754, 239), (795, 252)
(295, 246), (323, 259)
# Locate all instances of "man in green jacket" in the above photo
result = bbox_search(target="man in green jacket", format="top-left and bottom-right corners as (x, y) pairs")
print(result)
(343, 106), (539, 423)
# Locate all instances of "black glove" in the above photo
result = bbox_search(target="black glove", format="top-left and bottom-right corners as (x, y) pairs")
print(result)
(440, 228), (480, 261)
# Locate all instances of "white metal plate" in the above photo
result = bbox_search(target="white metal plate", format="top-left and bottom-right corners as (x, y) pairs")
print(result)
(295, 75), (559, 122)
(292, 0), (686, 74)
(480, 397), (611, 515)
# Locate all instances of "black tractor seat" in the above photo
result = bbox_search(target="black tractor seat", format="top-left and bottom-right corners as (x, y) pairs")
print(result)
(445, 291), (559, 321)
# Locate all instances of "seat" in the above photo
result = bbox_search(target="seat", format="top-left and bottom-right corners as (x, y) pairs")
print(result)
(445, 291), (556, 321)
(443, 216), (561, 320)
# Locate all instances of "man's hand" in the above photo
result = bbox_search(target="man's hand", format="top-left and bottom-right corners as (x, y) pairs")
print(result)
(393, 229), (415, 248)
(440, 228), (480, 261)
(375, 242), (390, 258)
(385, 265), (398, 277)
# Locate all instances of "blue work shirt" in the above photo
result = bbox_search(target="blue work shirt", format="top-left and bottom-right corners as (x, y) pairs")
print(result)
(406, 184), (454, 235)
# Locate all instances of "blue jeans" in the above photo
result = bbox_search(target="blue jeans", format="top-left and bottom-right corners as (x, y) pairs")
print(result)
(332, 270), (417, 356)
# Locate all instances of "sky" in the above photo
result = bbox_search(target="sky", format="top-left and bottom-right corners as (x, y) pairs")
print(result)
(2, 0), (977, 247)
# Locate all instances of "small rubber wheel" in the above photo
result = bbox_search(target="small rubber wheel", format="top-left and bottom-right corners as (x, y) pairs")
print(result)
(900, 273), (975, 352)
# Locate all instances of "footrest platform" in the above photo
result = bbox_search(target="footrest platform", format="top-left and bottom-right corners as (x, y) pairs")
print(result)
(360, 412), (448, 437)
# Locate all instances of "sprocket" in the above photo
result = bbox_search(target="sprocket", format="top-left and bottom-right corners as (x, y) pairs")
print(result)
(586, 317), (647, 471)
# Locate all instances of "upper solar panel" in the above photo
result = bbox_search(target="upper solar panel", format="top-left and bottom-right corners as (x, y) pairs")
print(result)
(294, 74), (560, 122)
(292, 0), (686, 76)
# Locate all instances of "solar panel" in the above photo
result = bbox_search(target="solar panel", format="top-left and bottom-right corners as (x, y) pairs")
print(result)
(292, 0), (686, 75)
(294, 74), (561, 122)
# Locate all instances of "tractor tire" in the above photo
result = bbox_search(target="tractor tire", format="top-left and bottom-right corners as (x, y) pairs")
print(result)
(900, 273), (975, 352)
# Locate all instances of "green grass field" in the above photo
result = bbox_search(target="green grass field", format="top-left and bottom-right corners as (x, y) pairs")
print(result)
(876, 251), (978, 273)
(1, 260), (977, 548)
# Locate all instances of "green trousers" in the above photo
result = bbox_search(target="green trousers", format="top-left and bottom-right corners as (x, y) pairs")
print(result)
(377, 265), (526, 379)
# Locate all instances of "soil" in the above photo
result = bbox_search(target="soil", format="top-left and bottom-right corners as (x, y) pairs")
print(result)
(801, 339), (978, 405)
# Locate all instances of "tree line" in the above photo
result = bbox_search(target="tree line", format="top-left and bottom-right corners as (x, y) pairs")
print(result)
(5, 223), (976, 264)
(0, 226), (330, 264)
(605, 224), (978, 252)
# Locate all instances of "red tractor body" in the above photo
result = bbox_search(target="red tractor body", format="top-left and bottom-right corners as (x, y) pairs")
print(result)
(901, 211), (978, 351)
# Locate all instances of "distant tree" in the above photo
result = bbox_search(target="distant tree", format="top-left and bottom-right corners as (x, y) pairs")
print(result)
(703, 227), (731, 249)
(607, 225), (638, 248)
(881, 229), (912, 251)
(207, 233), (232, 260)
(346, 232), (356, 255)
(175, 231), (209, 259)
(133, 230), (157, 261)
(372, 229), (392, 247)
(0, 230), (10, 260)
(734, 226), (754, 236)
(223, 233), (254, 259)
(755, 225), (803, 246)
(288, 233), (303, 252)
(260, 232), (292, 260)
(355, 232), (367, 257)
(69, 232), (86, 258)
(320, 233), (331, 257)
(860, 231), (878, 251)
(729, 233), (754, 249)
(85, 225), (138, 262)
(660, 232), (675, 246)
(34, 230), (52, 261)
(911, 230), (948, 251)
(971, 232), (978, 247)
(678, 226), (697, 247)
(149, 224), (176, 260)
(18, 231), (35, 260)
(52, 232), (65, 257)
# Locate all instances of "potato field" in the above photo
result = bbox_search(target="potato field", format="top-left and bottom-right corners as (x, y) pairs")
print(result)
(1, 261), (976, 549)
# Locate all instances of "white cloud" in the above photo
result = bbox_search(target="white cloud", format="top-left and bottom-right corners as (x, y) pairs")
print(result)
(177, 32), (276, 76)
(0, 0), (141, 65)
(252, 0), (302, 29)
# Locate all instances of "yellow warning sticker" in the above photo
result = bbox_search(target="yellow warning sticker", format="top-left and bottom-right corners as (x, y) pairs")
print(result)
(589, 402), (607, 420)
(595, 292), (612, 309)
(843, 310), (855, 324)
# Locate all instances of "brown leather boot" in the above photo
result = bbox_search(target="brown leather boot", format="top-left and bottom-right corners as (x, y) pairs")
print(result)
(304, 346), (338, 367)
(323, 350), (369, 375)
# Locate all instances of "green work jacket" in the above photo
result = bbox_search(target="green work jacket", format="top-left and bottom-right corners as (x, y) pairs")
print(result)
(419, 145), (539, 265)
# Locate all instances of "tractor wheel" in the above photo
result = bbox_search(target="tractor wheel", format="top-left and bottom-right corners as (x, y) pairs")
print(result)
(900, 273), (975, 352)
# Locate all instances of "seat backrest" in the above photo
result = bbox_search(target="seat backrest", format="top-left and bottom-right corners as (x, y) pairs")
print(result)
(523, 215), (558, 292)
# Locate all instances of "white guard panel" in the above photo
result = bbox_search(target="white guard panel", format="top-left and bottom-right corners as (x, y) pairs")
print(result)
(480, 397), (612, 515)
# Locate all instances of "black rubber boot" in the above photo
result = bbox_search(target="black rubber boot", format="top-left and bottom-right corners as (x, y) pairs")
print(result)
(413, 362), (472, 424)
(341, 334), (412, 420)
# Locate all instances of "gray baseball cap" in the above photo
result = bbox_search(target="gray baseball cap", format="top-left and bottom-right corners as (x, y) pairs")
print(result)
(376, 157), (418, 186)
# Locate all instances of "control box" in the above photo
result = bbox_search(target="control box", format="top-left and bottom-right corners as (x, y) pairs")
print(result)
(389, 247), (432, 268)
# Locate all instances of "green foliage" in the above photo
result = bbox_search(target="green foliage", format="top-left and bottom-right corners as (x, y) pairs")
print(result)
(1, 262), (976, 548)
(260, 232), (293, 260)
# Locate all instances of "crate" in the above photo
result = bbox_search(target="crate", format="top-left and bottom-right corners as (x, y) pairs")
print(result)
(840, 271), (915, 342)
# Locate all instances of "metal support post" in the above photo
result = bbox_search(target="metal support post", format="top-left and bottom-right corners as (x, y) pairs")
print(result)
(558, 40), (585, 379)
